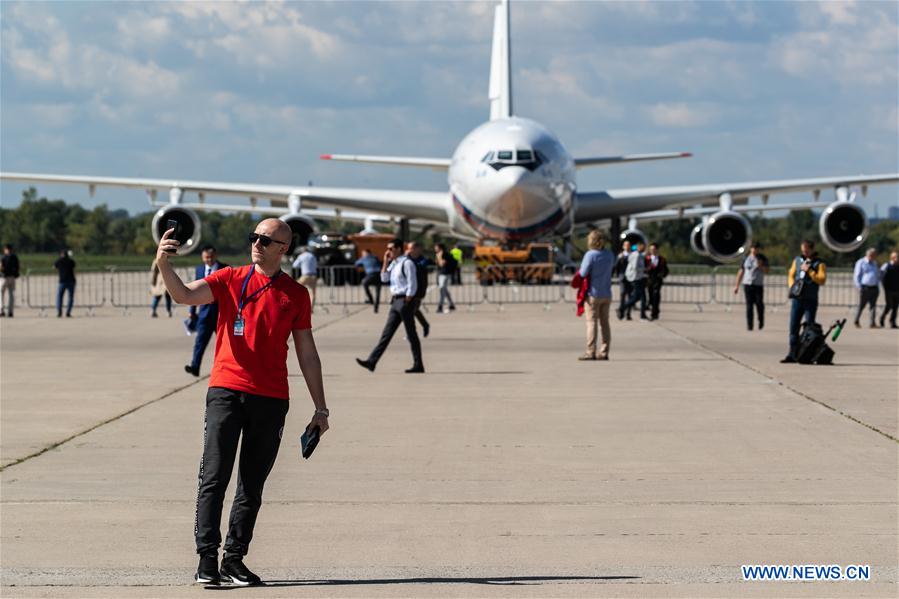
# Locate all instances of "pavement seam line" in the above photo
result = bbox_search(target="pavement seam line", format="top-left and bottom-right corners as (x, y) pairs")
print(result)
(0, 378), (206, 472)
(0, 307), (369, 473)
(654, 321), (898, 445)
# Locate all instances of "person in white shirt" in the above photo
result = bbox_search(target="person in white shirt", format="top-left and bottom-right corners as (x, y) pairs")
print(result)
(618, 241), (647, 320)
(292, 247), (319, 312)
(853, 248), (881, 328)
(733, 241), (769, 331)
(356, 239), (424, 373)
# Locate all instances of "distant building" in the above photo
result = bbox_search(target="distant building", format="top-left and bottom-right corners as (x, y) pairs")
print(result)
(889, 205), (899, 221)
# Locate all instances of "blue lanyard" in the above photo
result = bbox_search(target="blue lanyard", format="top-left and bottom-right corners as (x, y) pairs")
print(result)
(238, 268), (279, 318)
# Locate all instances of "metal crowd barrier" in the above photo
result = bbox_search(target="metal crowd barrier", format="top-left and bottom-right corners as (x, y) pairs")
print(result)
(710, 266), (859, 308)
(108, 266), (193, 313)
(14, 263), (870, 315)
(23, 270), (107, 315)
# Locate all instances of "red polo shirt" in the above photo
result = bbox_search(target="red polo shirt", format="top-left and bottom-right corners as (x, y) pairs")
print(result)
(204, 265), (312, 400)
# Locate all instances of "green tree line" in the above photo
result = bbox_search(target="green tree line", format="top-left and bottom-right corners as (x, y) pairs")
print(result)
(1, 188), (259, 255)
(2, 187), (897, 267)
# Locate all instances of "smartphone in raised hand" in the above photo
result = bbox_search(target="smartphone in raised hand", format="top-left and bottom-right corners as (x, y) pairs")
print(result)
(165, 219), (180, 254)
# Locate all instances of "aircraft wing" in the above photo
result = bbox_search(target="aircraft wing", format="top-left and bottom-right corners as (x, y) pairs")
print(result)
(0, 172), (450, 223)
(574, 152), (691, 168)
(319, 154), (451, 170)
(574, 173), (899, 222)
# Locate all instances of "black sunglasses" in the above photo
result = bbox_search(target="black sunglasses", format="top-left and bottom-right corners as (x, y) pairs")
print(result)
(248, 233), (287, 247)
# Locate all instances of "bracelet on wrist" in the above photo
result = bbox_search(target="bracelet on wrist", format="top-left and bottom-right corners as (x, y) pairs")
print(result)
(315, 408), (329, 417)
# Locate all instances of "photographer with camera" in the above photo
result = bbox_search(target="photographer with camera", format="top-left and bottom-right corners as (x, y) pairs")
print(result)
(781, 239), (827, 363)
(156, 218), (328, 586)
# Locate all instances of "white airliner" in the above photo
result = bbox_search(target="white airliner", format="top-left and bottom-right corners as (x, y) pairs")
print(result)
(2, 0), (897, 261)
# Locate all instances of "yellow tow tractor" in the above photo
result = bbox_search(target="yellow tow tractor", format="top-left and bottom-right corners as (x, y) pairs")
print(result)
(474, 241), (555, 284)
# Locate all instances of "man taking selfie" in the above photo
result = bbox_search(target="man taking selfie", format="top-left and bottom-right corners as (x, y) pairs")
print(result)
(156, 218), (329, 586)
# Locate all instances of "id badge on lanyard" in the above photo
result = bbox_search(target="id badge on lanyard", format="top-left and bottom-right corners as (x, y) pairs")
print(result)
(235, 268), (279, 337)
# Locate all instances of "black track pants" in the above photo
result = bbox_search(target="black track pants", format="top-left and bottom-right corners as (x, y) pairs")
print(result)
(195, 387), (288, 557)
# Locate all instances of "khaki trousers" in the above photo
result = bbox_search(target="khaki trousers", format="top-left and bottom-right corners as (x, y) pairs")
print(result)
(584, 296), (611, 358)
(297, 275), (317, 311)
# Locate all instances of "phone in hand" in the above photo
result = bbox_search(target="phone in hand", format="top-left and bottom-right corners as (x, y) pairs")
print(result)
(164, 219), (180, 254)
(300, 425), (320, 459)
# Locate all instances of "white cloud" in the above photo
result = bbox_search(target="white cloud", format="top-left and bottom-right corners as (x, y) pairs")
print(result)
(164, 2), (341, 63)
(26, 103), (76, 128)
(817, 1), (858, 26)
(648, 103), (717, 128)
(116, 16), (171, 48)
(3, 9), (183, 100)
(773, 1), (895, 87)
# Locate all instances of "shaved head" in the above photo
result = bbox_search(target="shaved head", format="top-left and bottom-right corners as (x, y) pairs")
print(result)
(251, 218), (292, 273)
(257, 218), (292, 244)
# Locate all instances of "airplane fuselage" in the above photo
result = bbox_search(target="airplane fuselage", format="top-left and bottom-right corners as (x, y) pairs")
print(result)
(447, 117), (576, 243)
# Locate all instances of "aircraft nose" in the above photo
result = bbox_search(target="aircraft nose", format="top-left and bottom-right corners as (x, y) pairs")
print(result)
(483, 166), (557, 226)
(497, 166), (529, 190)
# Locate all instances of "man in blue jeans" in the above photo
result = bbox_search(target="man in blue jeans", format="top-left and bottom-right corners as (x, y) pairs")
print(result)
(53, 249), (76, 318)
(354, 249), (382, 312)
(781, 240), (827, 363)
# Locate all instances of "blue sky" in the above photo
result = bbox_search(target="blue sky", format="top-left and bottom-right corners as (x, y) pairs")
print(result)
(1, 0), (897, 219)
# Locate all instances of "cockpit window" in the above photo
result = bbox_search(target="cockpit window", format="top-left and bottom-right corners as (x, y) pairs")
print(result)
(485, 148), (542, 172)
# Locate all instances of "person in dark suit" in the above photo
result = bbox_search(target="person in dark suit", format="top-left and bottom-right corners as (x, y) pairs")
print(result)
(645, 243), (669, 321)
(613, 241), (632, 320)
(184, 246), (227, 376)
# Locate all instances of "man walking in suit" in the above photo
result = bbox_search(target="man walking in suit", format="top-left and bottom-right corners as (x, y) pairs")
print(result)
(880, 251), (899, 329)
(355, 239), (424, 373)
(185, 246), (227, 377)
(644, 242), (669, 321)
(613, 241), (632, 320)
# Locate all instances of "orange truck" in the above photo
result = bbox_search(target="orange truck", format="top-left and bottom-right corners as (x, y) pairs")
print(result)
(346, 233), (396, 260)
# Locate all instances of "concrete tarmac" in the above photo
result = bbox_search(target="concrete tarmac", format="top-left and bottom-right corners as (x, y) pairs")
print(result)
(1, 300), (896, 598)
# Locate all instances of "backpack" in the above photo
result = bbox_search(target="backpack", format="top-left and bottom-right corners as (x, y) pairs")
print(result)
(795, 322), (835, 365)
(414, 257), (429, 299)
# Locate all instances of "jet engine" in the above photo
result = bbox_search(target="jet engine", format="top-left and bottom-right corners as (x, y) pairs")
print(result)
(619, 227), (647, 250)
(819, 201), (868, 252)
(702, 211), (751, 262)
(151, 205), (201, 255)
(280, 213), (317, 255)
(690, 222), (709, 256)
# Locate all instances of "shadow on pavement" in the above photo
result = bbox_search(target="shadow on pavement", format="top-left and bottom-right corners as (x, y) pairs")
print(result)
(206, 574), (640, 589)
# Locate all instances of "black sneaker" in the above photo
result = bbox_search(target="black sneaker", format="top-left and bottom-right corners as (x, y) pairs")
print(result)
(220, 556), (261, 586)
(780, 355), (797, 364)
(355, 358), (375, 372)
(184, 364), (200, 377)
(405, 364), (425, 373)
(195, 553), (220, 585)
(422, 322), (430, 338)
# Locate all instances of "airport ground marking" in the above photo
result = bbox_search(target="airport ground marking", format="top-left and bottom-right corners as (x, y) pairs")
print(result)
(653, 322), (898, 445)
(0, 308), (370, 473)
(0, 378), (207, 472)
